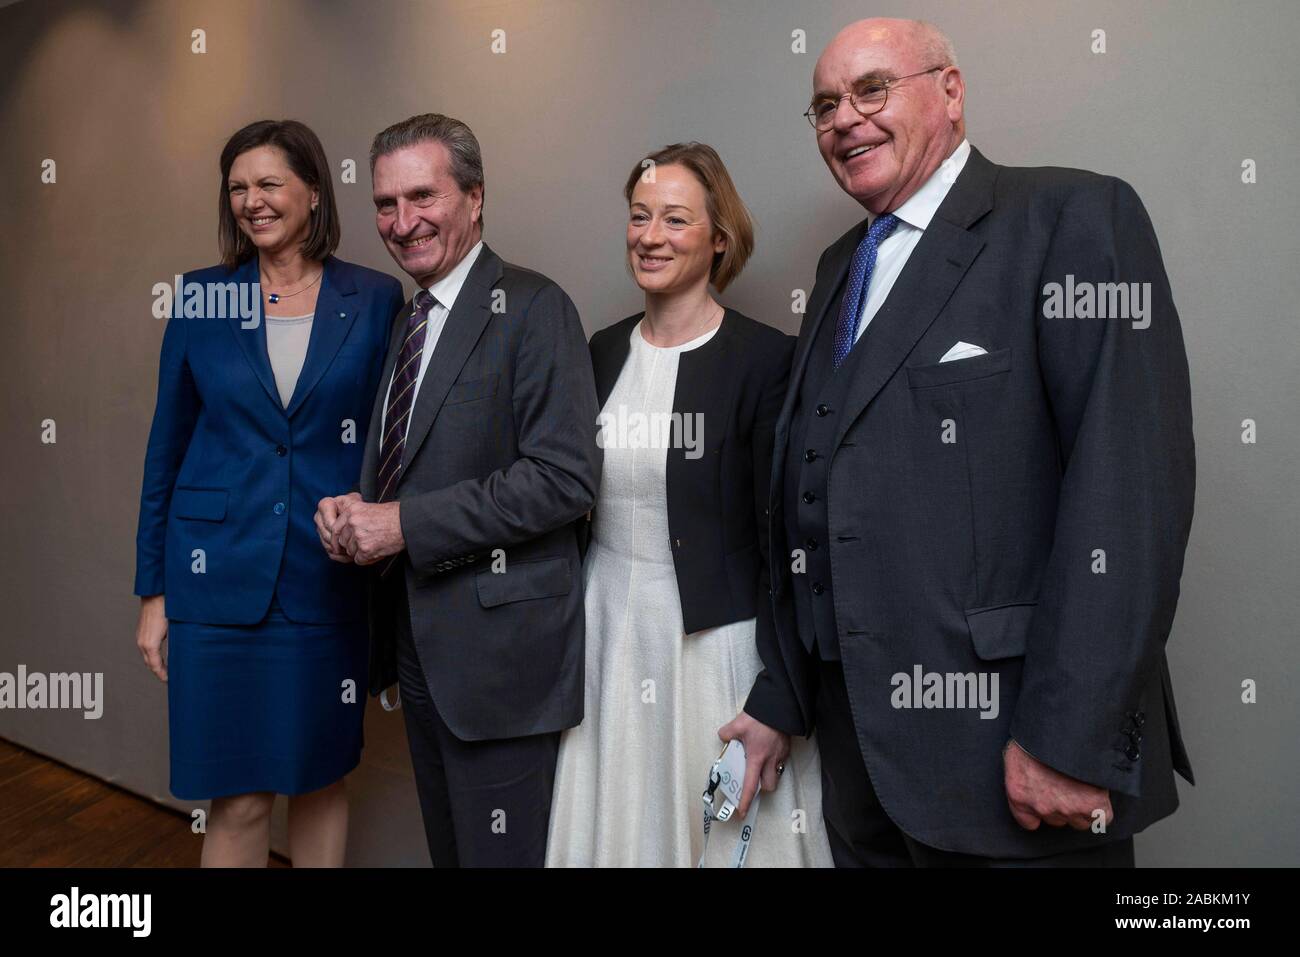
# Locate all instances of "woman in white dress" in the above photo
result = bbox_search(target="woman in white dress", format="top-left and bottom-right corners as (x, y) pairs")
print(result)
(546, 143), (832, 867)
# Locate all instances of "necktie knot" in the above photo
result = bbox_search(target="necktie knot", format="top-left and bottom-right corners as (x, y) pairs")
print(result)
(412, 289), (436, 319)
(868, 212), (900, 245)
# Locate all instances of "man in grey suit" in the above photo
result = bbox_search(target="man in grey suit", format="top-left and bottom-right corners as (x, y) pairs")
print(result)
(727, 19), (1195, 866)
(315, 114), (599, 867)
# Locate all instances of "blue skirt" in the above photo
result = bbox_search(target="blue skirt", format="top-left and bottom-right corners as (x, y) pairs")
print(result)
(167, 597), (368, 800)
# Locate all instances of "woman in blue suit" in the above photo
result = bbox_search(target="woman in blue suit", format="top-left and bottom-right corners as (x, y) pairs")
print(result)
(133, 120), (404, 866)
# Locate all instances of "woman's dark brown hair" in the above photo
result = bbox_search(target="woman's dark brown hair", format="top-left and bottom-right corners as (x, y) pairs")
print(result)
(217, 119), (340, 267)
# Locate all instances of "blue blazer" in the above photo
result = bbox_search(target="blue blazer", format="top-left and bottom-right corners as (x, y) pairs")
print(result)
(134, 254), (405, 624)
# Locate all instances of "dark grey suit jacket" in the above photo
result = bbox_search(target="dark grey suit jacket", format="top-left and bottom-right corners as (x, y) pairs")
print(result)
(359, 243), (600, 741)
(751, 147), (1196, 857)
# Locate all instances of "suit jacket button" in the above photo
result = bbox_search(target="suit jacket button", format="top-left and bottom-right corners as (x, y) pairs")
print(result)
(812, 581), (825, 595)
(275, 445), (287, 456)
(804, 449), (818, 462)
(1125, 746), (1141, 761)
(802, 491), (817, 504)
(815, 404), (830, 417)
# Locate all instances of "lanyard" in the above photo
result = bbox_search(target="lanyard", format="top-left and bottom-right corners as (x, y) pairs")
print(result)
(697, 764), (760, 868)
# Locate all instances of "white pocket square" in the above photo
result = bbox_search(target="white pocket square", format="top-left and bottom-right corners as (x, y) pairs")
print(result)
(939, 341), (988, 363)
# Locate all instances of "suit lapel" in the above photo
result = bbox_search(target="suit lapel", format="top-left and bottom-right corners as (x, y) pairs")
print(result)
(285, 256), (360, 418)
(398, 243), (504, 476)
(224, 256), (281, 411)
(769, 225), (863, 509)
(830, 147), (998, 451)
(360, 287), (413, 500)
(786, 227), (864, 422)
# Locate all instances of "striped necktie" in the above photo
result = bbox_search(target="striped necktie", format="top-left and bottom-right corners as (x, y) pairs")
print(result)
(832, 213), (899, 369)
(377, 289), (435, 503)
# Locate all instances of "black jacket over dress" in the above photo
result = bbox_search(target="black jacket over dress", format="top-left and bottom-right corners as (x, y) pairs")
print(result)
(588, 309), (799, 730)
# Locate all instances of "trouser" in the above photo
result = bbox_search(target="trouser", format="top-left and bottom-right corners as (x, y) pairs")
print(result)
(814, 658), (1135, 868)
(393, 580), (560, 867)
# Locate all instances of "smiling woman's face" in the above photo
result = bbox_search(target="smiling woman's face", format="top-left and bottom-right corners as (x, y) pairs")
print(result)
(626, 163), (725, 296)
(226, 145), (317, 257)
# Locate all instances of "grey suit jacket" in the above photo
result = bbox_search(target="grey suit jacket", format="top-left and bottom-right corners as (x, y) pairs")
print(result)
(359, 243), (600, 741)
(752, 147), (1196, 857)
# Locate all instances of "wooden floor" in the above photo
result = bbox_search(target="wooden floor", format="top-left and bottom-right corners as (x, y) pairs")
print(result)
(0, 738), (288, 867)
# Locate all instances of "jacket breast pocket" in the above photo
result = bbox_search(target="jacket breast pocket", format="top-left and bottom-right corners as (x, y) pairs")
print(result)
(445, 374), (500, 406)
(964, 600), (1036, 660)
(172, 486), (228, 522)
(475, 556), (572, 608)
(907, 347), (1012, 389)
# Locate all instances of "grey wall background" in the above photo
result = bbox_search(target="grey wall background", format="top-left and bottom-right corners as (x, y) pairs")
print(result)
(1, 0), (1296, 866)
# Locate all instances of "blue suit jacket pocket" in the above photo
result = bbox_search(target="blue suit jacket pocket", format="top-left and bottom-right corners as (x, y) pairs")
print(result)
(172, 487), (229, 522)
(475, 556), (572, 608)
(445, 374), (500, 406)
(965, 600), (1036, 660)
(907, 347), (1012, 389)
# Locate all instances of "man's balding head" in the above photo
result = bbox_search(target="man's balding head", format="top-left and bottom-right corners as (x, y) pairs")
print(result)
(810, 18), (965, 213)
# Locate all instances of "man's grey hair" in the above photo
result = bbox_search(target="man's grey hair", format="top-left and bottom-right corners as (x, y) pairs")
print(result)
(913, 19), (959, 70)
(369, 113), (486, 225)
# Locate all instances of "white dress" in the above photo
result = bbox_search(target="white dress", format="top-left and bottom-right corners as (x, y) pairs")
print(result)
(546, 319), (833, 867)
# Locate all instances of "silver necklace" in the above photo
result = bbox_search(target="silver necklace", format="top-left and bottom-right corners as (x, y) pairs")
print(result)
(261, 267), (322, 304)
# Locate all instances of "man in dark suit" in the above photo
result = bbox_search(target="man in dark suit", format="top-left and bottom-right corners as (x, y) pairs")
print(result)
(314, 114), (600, 867)
(728, 19), (1195, 865)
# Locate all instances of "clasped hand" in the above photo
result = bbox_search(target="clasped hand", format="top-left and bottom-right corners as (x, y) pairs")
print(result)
(314, 493), (405, 565)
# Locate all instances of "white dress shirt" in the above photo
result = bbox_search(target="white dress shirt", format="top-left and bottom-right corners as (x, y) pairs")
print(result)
(853, 138), (971, 343)
(381, 240), (484, 440)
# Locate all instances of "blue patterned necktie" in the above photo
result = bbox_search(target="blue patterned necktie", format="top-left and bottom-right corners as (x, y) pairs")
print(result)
(832, 213), (900, 369)
(377, 289), (436, 503)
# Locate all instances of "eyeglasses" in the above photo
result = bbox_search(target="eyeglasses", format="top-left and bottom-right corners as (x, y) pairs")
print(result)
(804, 66), (946, 131)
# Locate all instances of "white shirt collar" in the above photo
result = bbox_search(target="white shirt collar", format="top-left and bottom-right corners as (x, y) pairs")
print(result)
(426, 239), (484, 310)
(879, 138), (971, 232)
